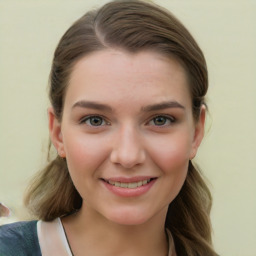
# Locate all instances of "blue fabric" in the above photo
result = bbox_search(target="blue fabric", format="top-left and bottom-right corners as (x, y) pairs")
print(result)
(0, 220), (41, 256)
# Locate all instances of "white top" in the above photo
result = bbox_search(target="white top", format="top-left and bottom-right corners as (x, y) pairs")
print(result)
(37, 218), (176, 256)
(37, 218), (73, 256)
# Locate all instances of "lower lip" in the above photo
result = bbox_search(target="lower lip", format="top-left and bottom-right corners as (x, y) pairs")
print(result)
(102, 179), (157, 197)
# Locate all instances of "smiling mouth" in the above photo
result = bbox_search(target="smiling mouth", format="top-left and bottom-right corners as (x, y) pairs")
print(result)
(102, 178), (156, 189)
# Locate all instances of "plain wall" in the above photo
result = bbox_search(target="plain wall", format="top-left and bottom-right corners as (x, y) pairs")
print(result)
(0, 1), (255, 255)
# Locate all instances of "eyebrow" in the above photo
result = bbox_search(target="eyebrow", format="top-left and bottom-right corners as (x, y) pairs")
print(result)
(141, 101), (185, 112)
(72, 100), (113, 112)
(72, 100), (185, 112)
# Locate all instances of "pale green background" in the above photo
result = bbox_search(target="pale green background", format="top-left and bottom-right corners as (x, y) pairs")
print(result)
(0, 1), (255, 255)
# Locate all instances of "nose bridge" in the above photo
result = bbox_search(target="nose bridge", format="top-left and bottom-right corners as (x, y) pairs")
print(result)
(110, 123), (146, 168)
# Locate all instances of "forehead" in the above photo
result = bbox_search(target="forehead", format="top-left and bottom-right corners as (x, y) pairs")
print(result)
(65, 49), (191, 108)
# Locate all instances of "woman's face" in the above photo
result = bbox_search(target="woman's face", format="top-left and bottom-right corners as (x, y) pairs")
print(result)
(50, 49), (205, 225)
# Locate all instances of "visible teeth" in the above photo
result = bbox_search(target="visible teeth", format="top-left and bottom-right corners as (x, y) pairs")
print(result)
(107, 179), (152, 189)
(120, 182), (128, 188)
(109, 180), (115, 185)
(128, 182), (137, 188)
(137, 181), (142, 187)
(142, 180), (148, 185)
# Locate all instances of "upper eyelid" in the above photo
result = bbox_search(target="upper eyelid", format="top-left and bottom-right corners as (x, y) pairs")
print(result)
(145, 115), (176, 128)
(78, 114), (175, 125)
(147, 114), (175, 122)
(79, 114), (109, 124)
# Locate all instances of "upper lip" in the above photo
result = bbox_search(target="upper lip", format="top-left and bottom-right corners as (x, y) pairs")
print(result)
(101, 176), (157, 183)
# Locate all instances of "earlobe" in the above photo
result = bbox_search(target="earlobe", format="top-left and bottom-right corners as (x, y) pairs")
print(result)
(190, 105), (206, 160)
(48, 107), (66, 158)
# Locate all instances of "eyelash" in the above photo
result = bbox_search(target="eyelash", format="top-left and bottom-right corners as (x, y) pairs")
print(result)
(147, 115), (175, 127)
(80, 115), (110, 127)
(79, 114), (175, 127)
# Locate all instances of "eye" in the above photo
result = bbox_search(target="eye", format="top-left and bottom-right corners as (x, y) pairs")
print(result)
(148, 115), (175, 126)
(81, 116), (108, 126)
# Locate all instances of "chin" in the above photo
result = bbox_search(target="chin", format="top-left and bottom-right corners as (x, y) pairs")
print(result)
(109, 215), (149, 226)
(104, 206), (163, 226)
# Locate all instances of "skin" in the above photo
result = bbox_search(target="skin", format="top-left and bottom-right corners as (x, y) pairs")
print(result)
(49, 49), (205, 256)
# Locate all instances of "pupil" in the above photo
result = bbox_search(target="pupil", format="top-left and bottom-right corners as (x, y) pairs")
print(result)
(154, 116), (166, 125)
(91, 117), (102, 126)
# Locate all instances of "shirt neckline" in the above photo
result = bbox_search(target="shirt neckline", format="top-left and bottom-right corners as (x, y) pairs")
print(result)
(38, 217), (176, 256)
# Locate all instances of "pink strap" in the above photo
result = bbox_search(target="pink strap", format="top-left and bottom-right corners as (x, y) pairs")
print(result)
(166, 229), (177, 256)
(37, 218), (72, 256)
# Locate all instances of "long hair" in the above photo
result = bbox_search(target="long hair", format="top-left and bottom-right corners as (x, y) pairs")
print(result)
(24, 1), (218, 255)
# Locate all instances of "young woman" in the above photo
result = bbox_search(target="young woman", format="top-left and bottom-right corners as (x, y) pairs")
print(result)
(0, 1), (218, 255)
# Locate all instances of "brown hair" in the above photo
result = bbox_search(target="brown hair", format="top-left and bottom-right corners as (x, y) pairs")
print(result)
(24, 1), (218, 255)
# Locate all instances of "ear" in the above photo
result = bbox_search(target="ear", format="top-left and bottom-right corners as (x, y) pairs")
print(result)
(48, 107), (66, 158)
(189, 105), (206, 160)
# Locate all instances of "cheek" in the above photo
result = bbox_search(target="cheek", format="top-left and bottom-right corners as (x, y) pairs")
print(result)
(148, 133), (192, 174)
(62, 134), (111, 200)
(151, 136), (191, 202)
(62, 133), (110, 176)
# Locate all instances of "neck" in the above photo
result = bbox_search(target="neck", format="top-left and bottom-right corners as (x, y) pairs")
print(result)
(62, 204), (169, 256)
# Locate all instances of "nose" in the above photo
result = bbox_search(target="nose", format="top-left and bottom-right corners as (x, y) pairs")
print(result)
(110, 126), (146, 169)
